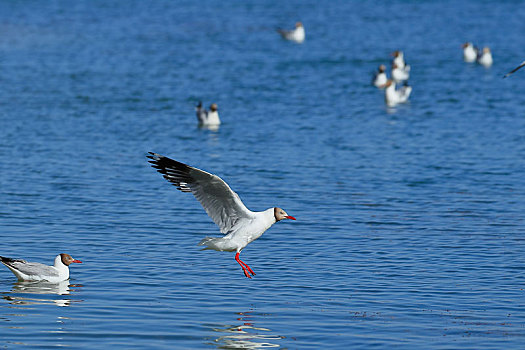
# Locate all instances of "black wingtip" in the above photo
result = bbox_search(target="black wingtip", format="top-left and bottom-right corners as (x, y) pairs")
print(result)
(503, 63), (525, 79)
(147, 152), (163, 162)
(147, 153), (166, 169)
(147, 152), (168, 172)
(0, 256), (18, 264)
(146, 153), (194, 187)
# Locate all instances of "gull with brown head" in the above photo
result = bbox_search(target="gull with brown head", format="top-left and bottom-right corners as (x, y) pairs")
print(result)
(147, 153), (296, 278)
(0, 253), (82, 283)
(277, 21), (305, 43)
(195, 101), (221, 127)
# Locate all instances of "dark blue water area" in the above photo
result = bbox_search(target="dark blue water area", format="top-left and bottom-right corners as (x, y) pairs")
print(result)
(1, 0), (524, 349)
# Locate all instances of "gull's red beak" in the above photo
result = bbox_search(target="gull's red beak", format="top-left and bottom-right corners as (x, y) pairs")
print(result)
(285, 216), (296, 220)
(72, 260), (82, 263)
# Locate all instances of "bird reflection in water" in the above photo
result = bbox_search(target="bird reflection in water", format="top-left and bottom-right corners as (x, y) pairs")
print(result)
(2, 280), (83, 307)
(205, 311), (284, 349)
(199, 123), (220, 132)
(197, 124), (221, 158)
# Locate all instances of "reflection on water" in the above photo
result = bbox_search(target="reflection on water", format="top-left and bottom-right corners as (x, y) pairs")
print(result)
(205, 310), (284, 349)
(2, 281), (83, 307)
(199, 124), (220, 133)
(199, 125), (221, 158)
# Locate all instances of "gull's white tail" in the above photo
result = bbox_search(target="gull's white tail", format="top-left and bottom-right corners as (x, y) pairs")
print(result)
(198, 237), (222, 251)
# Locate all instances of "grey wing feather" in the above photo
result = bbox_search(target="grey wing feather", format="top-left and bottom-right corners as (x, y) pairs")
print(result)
(3, 261), (59, 277)
(148, 153), (253, 233)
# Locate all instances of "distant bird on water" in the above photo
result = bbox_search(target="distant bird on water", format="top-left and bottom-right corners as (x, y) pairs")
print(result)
(277, 22), (305, 43)
(462, 42), (478, 63)
(0, 254), (82, 282)
(392, 63), (410, 83)
(391, 50), (410, 71)
(384, 79), (412, 107)
(477, 47), (493, 67)
(147, 153), (296, 278)
(372, 64), (388, 88)
(504, 60), (525, 78)
(196, 101), (221, 127)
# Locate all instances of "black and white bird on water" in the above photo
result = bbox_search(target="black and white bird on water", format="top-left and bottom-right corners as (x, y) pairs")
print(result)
(0, 254), (82, 282)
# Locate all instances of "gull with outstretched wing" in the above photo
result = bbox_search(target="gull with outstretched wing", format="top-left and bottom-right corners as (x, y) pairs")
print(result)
(147, 153), (296, 278)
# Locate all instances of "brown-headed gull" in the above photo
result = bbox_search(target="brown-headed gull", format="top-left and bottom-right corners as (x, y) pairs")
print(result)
(392, 63), (410, 83)
(147, 153), (296, 278)
(384, 79), (412, 107)
(196, 102), (221, 127)
(477, 47), (493, 67)
(462, 42), (478, 63)
(373, 64), (388, 88)
(0, 254), (82, 283)
(392, 51), (410, 71)
(504, 60), (525, 78)
(277, 22), (305, 43)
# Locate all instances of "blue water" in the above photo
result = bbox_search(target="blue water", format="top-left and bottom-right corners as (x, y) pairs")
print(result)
(1, 1), (524, 348)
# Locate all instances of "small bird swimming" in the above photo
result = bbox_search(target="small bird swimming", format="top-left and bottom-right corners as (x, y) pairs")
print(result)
(462, 42), (478, 63)
(196, 102), (221, 127)
(373, 64), (388, 88)
(504, 60), (525, 78)
(391, 50), (410, 71)
(277, 22), (305, 43)
(384, 79), (412, 107)
(147, 153), (296, 278)
(391, 63), (410, 83)
(0, 254), (82, 283)
(477, 47), (493, 67)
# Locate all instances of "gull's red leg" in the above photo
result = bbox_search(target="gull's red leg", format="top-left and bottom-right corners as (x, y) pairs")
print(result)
(236, 253), (255, 276)
(240, 260), (255, 276)
(235, 253), (251, 278)
(235, 252), (255, 278)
